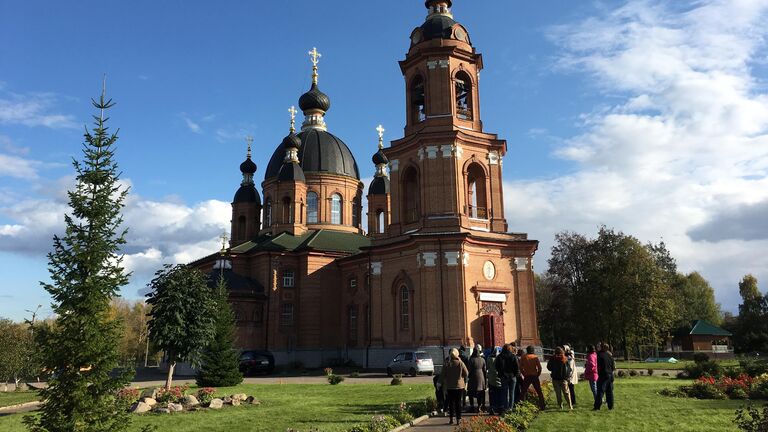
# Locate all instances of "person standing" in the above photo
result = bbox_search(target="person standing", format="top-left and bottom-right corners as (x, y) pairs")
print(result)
(594, 343), (615, 410)
(519, 345), (546, 410)
(564, 345), (578, 406)
(584, 345), (599, 401)
(441, 348), (469, 425)
(546, 346), (573, 410)
(486, 347), (502, 415)
(467, 344), (487, 412)
(515, 348), (526, 407)
(458, 345), (470, 409)
(495, 344), (519, 412)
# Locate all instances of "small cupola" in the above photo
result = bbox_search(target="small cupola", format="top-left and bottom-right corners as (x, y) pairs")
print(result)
(368, 125), (390, 196)
(299, 47), (331, 131)
(278, 106), (306, 182)
(233, 136), (261, 204)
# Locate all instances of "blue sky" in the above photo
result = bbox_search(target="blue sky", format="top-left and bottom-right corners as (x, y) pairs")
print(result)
(1, 0), (767, 321)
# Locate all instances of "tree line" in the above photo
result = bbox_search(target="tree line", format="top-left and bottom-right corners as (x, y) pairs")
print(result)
(536, 227), (766, 357)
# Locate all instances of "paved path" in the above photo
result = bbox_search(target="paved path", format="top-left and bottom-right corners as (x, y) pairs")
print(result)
(407, 413), (480, 431)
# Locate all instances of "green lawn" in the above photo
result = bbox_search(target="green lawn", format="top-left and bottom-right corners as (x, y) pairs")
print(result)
(0, 379), (752, 431)
(0, 391), (39, 408)
(0, 383), (433, 432)
(530, 377), (745, 432)
(614, 359), (740, 370)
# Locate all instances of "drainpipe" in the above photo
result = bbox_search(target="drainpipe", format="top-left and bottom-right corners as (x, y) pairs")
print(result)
(265, 252), (271, 351)
(366, 250), (372, 369)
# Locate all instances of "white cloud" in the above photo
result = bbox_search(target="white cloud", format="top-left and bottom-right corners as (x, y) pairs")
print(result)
(0, 153), (41, 179)
(180, 113), (202, 134)
(0, 178), (231, 288)
(509, 0), (768, 311)
(0, 92), (77, 129)
(0, 135), (30, 155)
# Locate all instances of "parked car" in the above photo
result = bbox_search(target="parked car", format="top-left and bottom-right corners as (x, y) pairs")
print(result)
(239, 350), (275, 376)
(386, 351), (434, 376)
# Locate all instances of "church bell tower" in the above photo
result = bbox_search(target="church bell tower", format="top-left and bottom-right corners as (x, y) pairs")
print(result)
(385, 0), (509, 236)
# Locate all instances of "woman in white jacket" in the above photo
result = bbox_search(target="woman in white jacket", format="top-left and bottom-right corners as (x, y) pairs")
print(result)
(564, 345), (578, 406)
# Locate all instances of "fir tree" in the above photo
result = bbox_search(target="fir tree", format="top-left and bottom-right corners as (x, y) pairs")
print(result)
(25, 86), (132, 432)
(196, 277), (244, 387)
(146, 264), (217, 389)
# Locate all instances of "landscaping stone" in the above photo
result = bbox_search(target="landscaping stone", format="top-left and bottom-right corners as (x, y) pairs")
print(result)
(231, 393), (247, 401)
(130, 402), (152, 414)
(141, 397), (157, 407)
(154, 407), (170, 414)
(209, 398), (224, 409)
(223, 396), (233, 404)
(141, 388), (159, 399)
(231, 398), (241, 406)
(245, 396), (261, 405)
(168, 403), (184, 412)
(183, 394), (199, 406)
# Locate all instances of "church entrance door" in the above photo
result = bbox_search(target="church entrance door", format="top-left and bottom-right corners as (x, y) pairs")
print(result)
(480, 302), (504, 348)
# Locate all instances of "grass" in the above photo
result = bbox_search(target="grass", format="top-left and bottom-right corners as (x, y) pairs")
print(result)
(529, 376), (746, 432)
(0, 391), (39, 408)
(0, 383), (433, 432)
(614, 359), (740, 370)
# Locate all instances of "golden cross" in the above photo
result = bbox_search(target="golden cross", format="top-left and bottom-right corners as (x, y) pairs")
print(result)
(308, 47), (322, 67)
(245, 135), (254, 158)
(289, 106), (297, 133)
(219, 232), (229, 253)
(376, 124), (385, 149)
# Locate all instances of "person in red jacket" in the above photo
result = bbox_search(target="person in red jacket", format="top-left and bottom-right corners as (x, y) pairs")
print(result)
(584, 345), (599, 401)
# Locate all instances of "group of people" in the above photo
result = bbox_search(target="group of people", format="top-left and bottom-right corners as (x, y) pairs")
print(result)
(435, 342), (616, 424)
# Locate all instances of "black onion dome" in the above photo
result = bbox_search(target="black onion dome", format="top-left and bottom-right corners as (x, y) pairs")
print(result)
(421, 14), (457, 40)
(425, 0), (452, 6)
(368, 176), (390, 195)
(233, 185), (260, 204)
(282, 132), (301, 149)
(240, 158), (257, 174)
(299, 83), (331, 113)
(372, 149), (388, 165)
(278, 162), (306, 182)
(265, 129), (360, 180)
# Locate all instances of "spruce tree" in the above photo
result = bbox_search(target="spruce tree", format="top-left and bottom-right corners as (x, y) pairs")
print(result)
(196, 277), (244, 387)
(25, 87), (132, 432)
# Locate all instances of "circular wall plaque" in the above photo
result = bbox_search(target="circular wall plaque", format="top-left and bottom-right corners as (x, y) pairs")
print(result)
(483, 260), (496, 280)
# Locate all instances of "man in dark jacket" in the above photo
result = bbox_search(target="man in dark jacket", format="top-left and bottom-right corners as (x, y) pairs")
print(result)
(495, 344), (519, 412)
(594, 342), (616, 410)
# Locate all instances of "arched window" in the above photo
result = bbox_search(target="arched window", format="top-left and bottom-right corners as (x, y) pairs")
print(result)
(466, 163), (488, 219)
(237, 215), (246, 239)
(400, 286), (410, 330)
(403, 167), (419, 223)
(376, 209), (385, 234)
(282, 197), (292, 223)
(307, 192), (318, 223)
(331, 193), (342, 224)
(264, 198), (272, 227)
(352, 197), (361, 228)
(455, 72), (472, 120)
(411, 75), (426, 123)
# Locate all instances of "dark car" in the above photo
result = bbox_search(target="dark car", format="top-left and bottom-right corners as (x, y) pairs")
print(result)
(239, 350), (275, 376)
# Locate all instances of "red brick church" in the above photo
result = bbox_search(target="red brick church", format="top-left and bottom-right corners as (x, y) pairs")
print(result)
(193, 0), (540, 368)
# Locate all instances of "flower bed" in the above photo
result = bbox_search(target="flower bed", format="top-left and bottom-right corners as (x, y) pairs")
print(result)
(675, 374), (768, 400)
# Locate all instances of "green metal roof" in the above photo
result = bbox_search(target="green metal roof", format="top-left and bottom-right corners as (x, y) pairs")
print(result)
(689, 320), (732, 337)
(230, 229), (370, 255)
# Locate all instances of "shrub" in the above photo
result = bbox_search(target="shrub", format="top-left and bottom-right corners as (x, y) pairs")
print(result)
(735, 404), (768, 432)
(749, 374), (768, 400)
(391, 374), (403, 386)
(693, 352), (710, 363)
(684, 360), (724, 379)
(457, 415), (514, 432)
(662, 372), (669, 377)
(677, 371), (688, 379)
(367, 415), (400, 432)
(684, 378), (727, 399)
(324, 367), (334, 376)
(405, 399), (431, 418)
(391, 409), (414, 425)
(617, 370), (627, 378)
(629, 370), (639, 377)
(116, 387), (140, 410)
(502, 400), (540, 430)
(349, 371), (360, 378)
(423, 396), (439, 413)
(156, 385), (189, 404)
(328, 374), (345, 385)
(648, 369), (654, 376)
(730, 387), (749, 400)
(344, 426), (367, 432)
(196, 387), (216, 406)
(741, 359), (768, 377)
